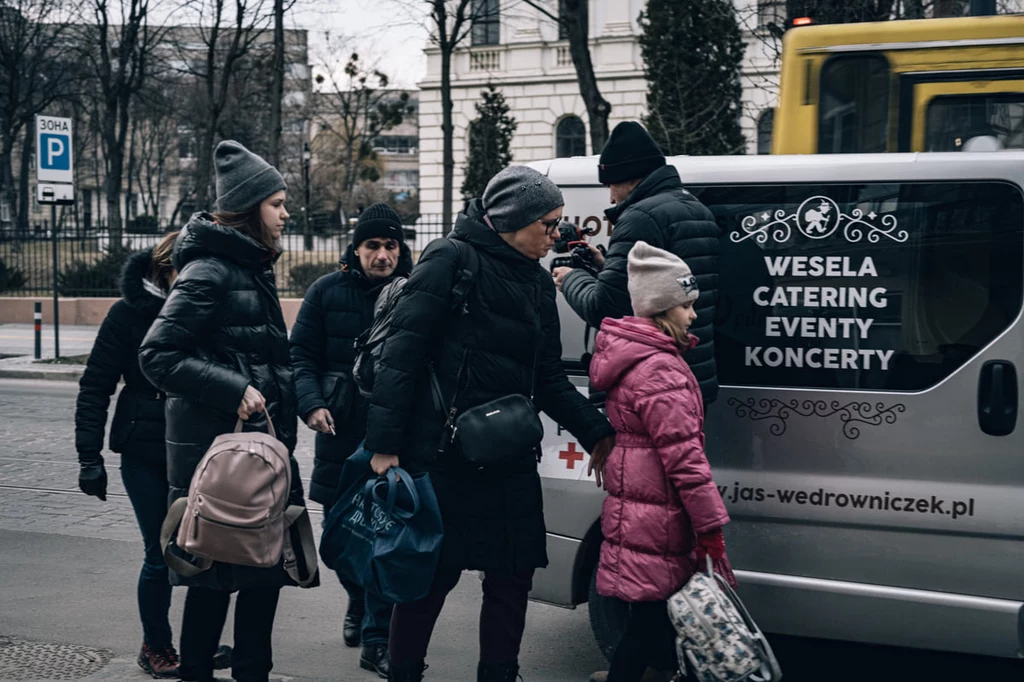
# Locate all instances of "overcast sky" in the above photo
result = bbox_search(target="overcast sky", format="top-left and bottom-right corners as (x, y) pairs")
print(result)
(294, 0), (430, 90)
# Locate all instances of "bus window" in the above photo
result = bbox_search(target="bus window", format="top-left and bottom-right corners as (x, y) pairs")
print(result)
(818, 55), (889, 154)
(926, 93), (1024, 152)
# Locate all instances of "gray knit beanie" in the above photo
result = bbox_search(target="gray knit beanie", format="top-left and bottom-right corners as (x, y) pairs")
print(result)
(627, 241), (699, 318)
(481, 166), (564, 233)
(214, 140), (286, 213)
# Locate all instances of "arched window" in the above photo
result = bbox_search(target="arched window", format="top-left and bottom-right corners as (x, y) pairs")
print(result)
(556, 116), (587, 158)
(757, 109), (775, 155)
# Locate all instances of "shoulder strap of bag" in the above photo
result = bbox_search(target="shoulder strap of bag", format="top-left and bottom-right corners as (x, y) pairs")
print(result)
(428, 238), (479, 416)
(282, 505), (319, 588)
(159, 498), (212, 578)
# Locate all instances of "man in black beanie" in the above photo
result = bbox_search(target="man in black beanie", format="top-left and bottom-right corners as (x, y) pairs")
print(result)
(553, 120), (721, 406)
(290, 202), (413, 678)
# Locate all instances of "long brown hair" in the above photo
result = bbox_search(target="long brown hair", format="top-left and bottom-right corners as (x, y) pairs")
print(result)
(652, 313), (689, 350)
(148, 230), (179, 292)
(212, 206), (275, 251)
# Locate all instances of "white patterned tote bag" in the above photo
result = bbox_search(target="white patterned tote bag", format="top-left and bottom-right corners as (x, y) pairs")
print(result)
(667, 557), (782, 682)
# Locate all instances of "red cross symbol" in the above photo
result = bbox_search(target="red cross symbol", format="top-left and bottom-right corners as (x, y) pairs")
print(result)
(559, 442), (584, 470)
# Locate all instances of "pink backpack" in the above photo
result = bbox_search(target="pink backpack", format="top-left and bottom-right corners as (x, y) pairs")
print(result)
(160, 414), (318, 585)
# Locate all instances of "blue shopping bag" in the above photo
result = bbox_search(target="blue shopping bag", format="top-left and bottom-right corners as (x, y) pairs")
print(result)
(319, 446), (443, 604)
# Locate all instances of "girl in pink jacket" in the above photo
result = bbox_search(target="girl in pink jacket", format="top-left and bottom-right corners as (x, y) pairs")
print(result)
(587, 241), (733, 682)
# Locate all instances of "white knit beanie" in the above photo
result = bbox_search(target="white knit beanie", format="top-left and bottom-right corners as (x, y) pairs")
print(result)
(627, 241), (699, 318)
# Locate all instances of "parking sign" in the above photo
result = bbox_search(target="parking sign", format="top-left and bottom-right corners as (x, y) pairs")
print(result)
(35, 115), (73, 184)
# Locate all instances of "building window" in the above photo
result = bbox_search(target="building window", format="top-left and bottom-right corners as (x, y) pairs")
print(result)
(178, 126), (197, 159)
(757, 109), (775, 154)
(757, 0), (786, 28)
(556, 116), (586, 158)
(471, 0), (500, 46)
(373, 135), (418, 155)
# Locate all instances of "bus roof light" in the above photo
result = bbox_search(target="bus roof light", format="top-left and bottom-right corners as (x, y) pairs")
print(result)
(793, 17), (813, 26)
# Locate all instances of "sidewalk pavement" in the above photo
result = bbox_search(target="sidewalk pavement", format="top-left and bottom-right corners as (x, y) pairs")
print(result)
(0, 323), (98, 381)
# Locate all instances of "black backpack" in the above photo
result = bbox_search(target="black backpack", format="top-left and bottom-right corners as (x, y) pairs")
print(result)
(352, 237), (479, 399)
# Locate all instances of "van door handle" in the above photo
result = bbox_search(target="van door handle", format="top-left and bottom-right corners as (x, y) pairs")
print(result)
(977, 360), (1017, 436)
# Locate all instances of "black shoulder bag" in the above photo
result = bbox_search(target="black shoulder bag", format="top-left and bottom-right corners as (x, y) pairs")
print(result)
(429, 352), (543, 467)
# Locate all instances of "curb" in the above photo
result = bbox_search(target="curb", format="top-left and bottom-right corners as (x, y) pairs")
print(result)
(0, 367), (84, 381)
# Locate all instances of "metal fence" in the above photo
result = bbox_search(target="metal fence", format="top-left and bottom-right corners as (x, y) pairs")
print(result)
(0, 215), (449, 299)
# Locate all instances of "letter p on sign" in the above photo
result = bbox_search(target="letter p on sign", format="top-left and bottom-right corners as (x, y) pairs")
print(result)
(35, 115), (74, 184)
(41, 135), (68, 170)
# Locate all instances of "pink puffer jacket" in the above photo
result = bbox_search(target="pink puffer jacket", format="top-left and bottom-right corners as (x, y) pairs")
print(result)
(590, 317), (730, 602)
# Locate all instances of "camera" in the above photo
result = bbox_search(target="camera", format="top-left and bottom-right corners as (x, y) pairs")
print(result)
(550, 221), (604, 277)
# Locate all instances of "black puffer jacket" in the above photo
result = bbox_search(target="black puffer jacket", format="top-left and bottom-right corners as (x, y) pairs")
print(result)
(365, 201), (615, 573)
(74, 249), (167, 463)
(290, 241), (413, 508)
(561, 165), (721, 404)
(139, 213), (303, 591)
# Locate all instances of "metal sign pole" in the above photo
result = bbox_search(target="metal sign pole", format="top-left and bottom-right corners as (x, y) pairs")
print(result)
(51, 205), (60, 359)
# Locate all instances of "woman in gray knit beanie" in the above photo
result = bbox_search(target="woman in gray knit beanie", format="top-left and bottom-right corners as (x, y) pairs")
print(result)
(211, 139), (289, 250)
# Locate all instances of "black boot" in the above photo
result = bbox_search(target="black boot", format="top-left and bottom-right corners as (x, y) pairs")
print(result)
(343, 600), (365, 648)
(388, 659), (427, 682)
(477, 660), (521, 682)
(360, 643), (390, 679)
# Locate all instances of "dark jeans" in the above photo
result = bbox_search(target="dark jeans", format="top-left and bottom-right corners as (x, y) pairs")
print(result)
(339, 577), (393, 646)
(320, 504), (393, 645)
(607, 600), (679, 682)
(390, 566), (533, 666)
(120, 456), (173, 649)
(179, 586), (281, 682)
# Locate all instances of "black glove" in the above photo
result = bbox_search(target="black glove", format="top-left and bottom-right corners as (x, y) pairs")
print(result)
(78, 459), (108, 501)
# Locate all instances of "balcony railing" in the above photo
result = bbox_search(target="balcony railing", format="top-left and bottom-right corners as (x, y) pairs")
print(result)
(469, 49), (501, 72)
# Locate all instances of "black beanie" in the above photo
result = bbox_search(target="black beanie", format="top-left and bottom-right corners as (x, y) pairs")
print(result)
(352, 203), (404, 246)
(598, 121), (666, 185)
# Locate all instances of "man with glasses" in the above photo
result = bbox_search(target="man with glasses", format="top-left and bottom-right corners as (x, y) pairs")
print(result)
(289, 203), (412, 679)
(552, 121), (722, 407)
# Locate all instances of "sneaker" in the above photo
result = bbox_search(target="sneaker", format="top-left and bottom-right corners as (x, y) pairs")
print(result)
(212, 645), (232, 670)
(359, 643), (389, 679)
(137, 644), (180, 679)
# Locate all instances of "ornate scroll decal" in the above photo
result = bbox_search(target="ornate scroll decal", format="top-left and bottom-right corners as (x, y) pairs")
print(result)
(726, 397), (906, 440)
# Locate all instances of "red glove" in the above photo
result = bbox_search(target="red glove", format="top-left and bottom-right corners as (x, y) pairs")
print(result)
(696, 530), (726, 561)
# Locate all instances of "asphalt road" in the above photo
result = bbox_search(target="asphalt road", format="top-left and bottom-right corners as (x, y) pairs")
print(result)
(0, 378), (1021, 682)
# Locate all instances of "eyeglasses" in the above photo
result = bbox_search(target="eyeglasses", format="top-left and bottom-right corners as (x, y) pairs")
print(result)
(539, 218), (560, 236)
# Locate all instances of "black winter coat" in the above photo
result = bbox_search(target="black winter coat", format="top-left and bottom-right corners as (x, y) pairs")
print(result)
(561, 165), (721, 404)
(139, 213), (303, 591)
(365, 201), (615, 573)
(290, 241), (413, 508)
(74, 249), (167, 464)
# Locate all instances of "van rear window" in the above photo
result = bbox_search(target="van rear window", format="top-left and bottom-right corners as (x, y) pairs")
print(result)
(693, 182), (1024, 391)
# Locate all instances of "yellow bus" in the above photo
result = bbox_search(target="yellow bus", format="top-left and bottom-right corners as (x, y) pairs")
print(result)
(772, 15), (1024, 154)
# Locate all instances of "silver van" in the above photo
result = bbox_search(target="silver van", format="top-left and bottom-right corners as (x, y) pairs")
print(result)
(528, 152), (1024, 660)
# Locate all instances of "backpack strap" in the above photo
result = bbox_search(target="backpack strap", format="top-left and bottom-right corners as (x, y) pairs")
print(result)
(160, 497), (213, 577)
(283, 505), (320, 588)
(446, 236), (479, 315)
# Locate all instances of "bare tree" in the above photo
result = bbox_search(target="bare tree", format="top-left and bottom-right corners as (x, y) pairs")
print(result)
(313, 48), (413, 211)
(0, 0), (76, 234)
(267, 0), (283, 166)
(516, 0), (610, 152)
(172, 0), (273, 211)
(78, 0), (163, 249)
(131, 84), (177, 219)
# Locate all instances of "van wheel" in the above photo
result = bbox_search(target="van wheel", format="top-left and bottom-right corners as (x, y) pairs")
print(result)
(587, 563), (629, 661)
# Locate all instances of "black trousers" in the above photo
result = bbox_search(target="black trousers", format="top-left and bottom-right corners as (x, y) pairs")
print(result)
(607, 600), (680, 682)
(389, 566), (534, 666)
(178, 586), (281, 682)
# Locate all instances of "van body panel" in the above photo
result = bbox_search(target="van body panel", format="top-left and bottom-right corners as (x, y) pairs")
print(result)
(532, 152), (1024, 657)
